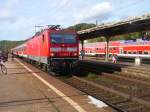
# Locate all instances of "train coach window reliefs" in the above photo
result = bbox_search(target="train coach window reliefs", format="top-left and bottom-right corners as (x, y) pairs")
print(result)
(133, 51), (137, 54)
(42, 35), (45, 43)
(138, 51), (142, 54)
(124, 51), (127, 54)
(113, 48), (116, 50)
(144, 51), (148, 54)
(128, 51), (132, 54)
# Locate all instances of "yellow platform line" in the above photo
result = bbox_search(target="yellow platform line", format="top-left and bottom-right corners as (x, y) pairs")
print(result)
(16, 59), (86, 112)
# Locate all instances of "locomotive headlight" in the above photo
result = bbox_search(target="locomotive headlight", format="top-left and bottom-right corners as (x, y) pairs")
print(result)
(73, 52), (78, 56)
(50, 53), (55, 56)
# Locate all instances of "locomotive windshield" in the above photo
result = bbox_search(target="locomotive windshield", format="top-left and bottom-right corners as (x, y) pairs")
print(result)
(51, 34), (76, 43)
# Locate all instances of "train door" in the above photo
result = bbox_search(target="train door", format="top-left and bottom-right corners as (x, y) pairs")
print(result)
(119, 48), (123, 54)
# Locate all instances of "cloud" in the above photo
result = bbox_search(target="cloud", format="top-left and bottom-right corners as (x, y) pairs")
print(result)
(76, 2), (113, 23)
(58, 0), (71, 8)
(0, 0), (19, 23)
(0, 16), (16, 23)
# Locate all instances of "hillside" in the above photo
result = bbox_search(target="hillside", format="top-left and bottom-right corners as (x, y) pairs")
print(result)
(0, 40), (25, 52)
(67, 23), (144, 42)
(67, 23), (96, 31)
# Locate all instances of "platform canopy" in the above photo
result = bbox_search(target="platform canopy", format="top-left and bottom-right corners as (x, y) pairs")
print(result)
(78, 14), (150, 40)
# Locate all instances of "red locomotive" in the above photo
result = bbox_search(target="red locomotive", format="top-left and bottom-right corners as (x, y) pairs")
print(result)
(12, 25), (79, 73)
(81, 39), (150, 59)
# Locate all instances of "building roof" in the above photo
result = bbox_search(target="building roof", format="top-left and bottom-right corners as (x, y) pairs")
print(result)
(78, 14), (150, 40)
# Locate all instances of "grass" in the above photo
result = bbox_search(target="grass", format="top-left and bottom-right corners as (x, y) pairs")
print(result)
(97, 76), (114, 84)
(87, 72), (98, 79)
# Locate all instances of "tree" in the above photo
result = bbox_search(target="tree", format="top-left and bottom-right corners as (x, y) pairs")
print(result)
(0, 40), (25, 52)
(67, 23), (96, 31)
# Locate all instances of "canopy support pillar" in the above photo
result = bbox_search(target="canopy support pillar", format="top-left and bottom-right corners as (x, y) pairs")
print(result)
(105, 37), (110, 61)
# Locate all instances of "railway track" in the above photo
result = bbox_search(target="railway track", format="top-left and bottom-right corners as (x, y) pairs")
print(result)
(60, 76), (150, 112)
(71, 61), (150, 111)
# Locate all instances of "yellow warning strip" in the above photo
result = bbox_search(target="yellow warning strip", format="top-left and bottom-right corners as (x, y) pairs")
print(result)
(16, 59), (86, 112)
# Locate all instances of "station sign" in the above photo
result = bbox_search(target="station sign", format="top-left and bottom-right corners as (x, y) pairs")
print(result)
(124, 39), (136, 44)
(141, 32), (150, 41)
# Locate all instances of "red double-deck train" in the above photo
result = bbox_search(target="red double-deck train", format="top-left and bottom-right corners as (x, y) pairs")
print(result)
(12, 25), (79, 73)
(81, 39), (150, 59)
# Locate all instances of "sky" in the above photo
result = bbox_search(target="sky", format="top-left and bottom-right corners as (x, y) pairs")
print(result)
(0, 0), (150, 40)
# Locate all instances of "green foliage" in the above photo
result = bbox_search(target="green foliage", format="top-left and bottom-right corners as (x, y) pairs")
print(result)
(87, 72), (97, 78)
(88, 36), (106, 43)
(111, 32), (143, 41)
(0, 40), (25, 52)
(67, 23), (146, 43)
(87, 32), (144, 43)
(67, 23), (96, 31)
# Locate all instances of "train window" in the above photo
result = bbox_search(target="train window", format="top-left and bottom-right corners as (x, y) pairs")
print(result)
(128, 52), (132, 54)
(124, 51), (127, 54)
(96, 48), (99, 50)
(42, 35), (44, 42)
(133, 52), (136, 54)
(113, 48), (116, 50)
(138, 51), (142, 54)
(144, 51), (148, 54)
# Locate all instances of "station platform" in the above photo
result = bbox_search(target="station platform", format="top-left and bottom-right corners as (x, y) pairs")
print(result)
(0, 59), (116, 112)
(82, 56), (145, 66)
(82, 57), (132, 65)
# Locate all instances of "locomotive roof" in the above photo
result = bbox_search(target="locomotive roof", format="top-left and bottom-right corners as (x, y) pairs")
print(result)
(12, 27), (77, 50)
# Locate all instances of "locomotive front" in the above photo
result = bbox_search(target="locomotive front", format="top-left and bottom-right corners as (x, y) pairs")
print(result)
(48, 30), (78, 73)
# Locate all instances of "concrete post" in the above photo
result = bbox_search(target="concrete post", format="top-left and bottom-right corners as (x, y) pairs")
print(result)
(105, 37), (110, 61)
(135, 57), (141, 66)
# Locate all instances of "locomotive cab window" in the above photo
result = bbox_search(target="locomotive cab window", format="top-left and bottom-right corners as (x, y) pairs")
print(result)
(51, 34), (76, 43)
